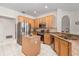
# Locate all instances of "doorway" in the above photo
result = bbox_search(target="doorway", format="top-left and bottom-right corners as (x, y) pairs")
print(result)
(62, 15), (70, 33)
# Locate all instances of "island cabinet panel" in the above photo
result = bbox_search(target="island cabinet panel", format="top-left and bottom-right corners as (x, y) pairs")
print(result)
(54, 37), (60, 55)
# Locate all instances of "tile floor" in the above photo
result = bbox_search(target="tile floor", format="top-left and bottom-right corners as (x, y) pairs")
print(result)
(0, 39), (57, 56)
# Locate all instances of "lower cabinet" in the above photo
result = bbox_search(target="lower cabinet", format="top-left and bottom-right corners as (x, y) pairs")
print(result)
(60, 39), (71, 56)
(54, 37), (71, 56)
(54, 37), (60, 55)
(44, 33), (53, 45)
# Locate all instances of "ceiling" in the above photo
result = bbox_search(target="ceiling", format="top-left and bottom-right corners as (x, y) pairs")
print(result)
(0, 3), (79, 17)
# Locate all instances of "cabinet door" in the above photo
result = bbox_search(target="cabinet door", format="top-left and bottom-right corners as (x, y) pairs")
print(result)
(28, 18), (34, 28)
(44, 33), (51, 45)
(45, 16), (49, 28)
(54, 37), (60, 55)
(60, 40), (69, 56)
(49, 15), (54, 28)
(34, 19), (40, 28)
(45, 15), (54, 28)
(39, 18), (43, 24)
(18, 16), (26, 22)
(40, 17), (46, 24)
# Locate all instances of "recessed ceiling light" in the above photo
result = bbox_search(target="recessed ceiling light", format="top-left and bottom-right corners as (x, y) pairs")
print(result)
(45, 5), (48, 8)
(34, 10), (37, 14)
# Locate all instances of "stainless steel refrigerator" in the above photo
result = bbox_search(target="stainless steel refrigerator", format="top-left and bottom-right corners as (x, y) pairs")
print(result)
(17, 22), (31, 45)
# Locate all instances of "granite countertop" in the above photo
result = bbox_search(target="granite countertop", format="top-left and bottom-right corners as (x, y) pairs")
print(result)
(50, 33), (79, 42)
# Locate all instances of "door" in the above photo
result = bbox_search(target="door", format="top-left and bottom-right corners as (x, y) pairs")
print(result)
(62, 15), (70, 33)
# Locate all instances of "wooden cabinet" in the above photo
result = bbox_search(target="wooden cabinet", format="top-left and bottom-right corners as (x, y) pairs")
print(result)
(54, 37), (71, 56)
(28, 18), (34, 28)
(45, 15), (54, 28)
(45, 16), (49, 28)
(25, 18), (34, 28)
(18, 15), (54, 29)
(34, 19), (40, 28)
(54, 37), (60, 55)
(34, 15), (54, 29)
(39, 18), (42, 24)
(18, 16), (34, 28)
(49, 15), (54, 28)
(18, 16), (26, 22)
(44, 33), (53, 45)
(60, 40), (69, 56)
(39, 17), (46, 24)
(22, 36), (41, 56)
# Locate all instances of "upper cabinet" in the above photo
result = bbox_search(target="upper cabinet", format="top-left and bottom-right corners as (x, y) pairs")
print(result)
(39, 17), (46, 24)
(34, 18), (40, 28)
(18, 16), (26, 22)
(28, 18), (34, 28)
(18, 15), (55, 29)
(18, 16), (34, 28)
(34, 15), (54, 29)
(46, 15), (54, 28)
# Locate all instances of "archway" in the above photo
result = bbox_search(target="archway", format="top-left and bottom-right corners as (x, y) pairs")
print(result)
(62, 15), (70, 33)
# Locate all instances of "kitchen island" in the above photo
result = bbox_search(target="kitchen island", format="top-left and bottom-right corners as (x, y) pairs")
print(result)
(22, 35), (41, 56)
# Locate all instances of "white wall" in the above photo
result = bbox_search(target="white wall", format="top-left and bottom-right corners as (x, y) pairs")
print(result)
(0, 17), (16, 40)
(57, 8), (79, 35)
(57, 9), (62, 32)
(70, 11), (79, 35)
(57, 9), (71, 32)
